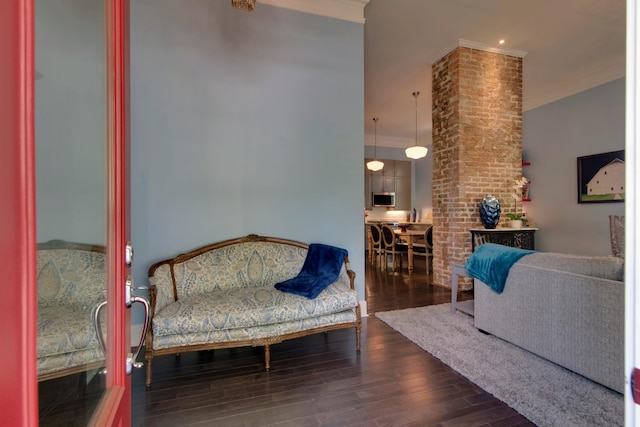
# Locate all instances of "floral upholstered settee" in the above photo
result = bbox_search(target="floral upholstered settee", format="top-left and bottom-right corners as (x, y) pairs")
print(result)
(37, 240), (106, 381)
(144, 234), (361, 387)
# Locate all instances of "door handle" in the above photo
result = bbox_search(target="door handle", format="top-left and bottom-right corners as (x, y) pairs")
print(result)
(93, 300), (108, 358)
(124, 276), (150, 374)
(127, 294), (150, 375)
(92, 282), (151, 376)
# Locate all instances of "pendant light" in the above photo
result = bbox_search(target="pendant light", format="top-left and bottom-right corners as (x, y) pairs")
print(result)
(367, 117), (384, 171)
(405, 91), (428, 159)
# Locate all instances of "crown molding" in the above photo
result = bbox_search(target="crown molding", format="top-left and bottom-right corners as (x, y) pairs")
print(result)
(458, 39), (528, 58)
(260, 0), (370, 23)
(429, 38), (528, 64)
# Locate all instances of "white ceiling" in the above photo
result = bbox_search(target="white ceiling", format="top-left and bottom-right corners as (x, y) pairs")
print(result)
(363, 0), (626, 148)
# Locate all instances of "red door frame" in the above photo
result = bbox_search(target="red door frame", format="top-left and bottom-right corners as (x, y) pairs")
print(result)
(0, 0), (38, 425)
(0, 0), (131, 425)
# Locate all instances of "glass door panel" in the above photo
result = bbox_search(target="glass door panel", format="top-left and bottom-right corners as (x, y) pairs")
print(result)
(35, 0), (108, 423)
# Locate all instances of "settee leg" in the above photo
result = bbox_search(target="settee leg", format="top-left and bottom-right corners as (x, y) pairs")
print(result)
(264, 344), (271, 371)
(145, 357), (152, 388)
(355, 325), (361, 353)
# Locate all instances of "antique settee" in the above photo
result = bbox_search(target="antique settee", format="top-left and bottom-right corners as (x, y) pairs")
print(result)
(144, 234), (361, 387)
(468, 244), (625, 393)
(37, 240), (106, 381)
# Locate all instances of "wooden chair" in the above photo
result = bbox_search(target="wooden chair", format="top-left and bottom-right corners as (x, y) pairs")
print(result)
(412, 225), (433, 274)
(369, 224), (384, 266)
(381, 224), (407, 271)
(473, 232), (491, 250)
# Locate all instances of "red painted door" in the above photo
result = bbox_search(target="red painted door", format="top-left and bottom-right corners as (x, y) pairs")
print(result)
(0, 1), (38, 425)
(92, 0), (132, 425)
(0, 0), (131, 425)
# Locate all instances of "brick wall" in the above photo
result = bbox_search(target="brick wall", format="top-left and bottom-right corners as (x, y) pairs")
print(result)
(431, 47), (523, 289)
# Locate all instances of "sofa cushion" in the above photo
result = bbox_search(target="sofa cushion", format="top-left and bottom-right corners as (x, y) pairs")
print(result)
(152, 281), (358, 337)
(37, 305), (103, 374)
(517, 252), (624, 281)
(153, 310), (358, 350)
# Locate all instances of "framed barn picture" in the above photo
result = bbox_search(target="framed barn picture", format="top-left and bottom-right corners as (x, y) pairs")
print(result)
(577, 150), (625, 203)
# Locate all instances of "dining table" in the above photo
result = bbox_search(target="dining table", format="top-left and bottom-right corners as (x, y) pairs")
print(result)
(393, 228), (426, 273)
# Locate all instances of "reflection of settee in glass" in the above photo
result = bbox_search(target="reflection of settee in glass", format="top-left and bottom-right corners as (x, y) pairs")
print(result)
(37, 240), (106, 381)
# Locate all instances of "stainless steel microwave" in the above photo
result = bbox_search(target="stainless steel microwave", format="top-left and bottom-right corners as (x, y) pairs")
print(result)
(372, 192), (395, 207)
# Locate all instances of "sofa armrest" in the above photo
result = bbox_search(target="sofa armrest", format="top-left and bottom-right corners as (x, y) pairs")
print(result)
(148, 263), (177, 314)
(338, 256), (356, 290)
(346, 269), (356, 290)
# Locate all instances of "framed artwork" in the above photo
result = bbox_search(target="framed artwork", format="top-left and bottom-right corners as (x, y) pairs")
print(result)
(577, 150), (624, 203)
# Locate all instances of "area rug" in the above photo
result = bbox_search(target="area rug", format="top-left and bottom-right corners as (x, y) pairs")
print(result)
(375, 304), (623, 427)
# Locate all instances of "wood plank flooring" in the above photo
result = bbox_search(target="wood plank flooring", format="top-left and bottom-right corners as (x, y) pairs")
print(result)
(40, 254), (535, 426)
(129, 258), (533, 426)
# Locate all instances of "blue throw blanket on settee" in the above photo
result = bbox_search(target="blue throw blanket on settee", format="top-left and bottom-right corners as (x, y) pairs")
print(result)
(465, 243), (535, 293)
(275, 243), (348, 299)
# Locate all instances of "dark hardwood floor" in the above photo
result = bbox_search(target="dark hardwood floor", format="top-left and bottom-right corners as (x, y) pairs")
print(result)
(40, 254), (534, 426)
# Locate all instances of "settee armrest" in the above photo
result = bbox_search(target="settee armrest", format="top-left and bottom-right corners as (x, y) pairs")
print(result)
(335, 256), (356, 291)
(346, 269), (355, 289)
(148, 263), (177, 314)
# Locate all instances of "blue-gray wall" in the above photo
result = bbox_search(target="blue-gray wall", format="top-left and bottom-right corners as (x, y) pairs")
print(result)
(129, 1), (366, 314)
(35, 0), (106, 245)
(523, 78), (625, 255)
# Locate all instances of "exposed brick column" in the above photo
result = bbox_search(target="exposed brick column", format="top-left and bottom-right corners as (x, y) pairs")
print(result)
(431, 47), (523, 289)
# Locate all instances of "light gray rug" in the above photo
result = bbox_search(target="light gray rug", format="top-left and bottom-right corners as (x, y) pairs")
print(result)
(376, 304), (623, 427)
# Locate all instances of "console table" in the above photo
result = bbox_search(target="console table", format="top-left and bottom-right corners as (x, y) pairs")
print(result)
(470, 227), (538, 251)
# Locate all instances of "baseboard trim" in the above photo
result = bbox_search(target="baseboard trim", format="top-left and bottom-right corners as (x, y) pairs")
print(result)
(360, 299), (368, 317)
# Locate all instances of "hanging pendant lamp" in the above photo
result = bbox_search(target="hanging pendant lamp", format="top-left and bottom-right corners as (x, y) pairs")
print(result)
(405, 91), (428, 159)
(367, 117), (384, 171)
(232, 0), (256, 12)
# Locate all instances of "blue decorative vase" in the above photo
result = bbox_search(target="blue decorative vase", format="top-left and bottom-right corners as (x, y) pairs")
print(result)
(479, 195), (501, 229)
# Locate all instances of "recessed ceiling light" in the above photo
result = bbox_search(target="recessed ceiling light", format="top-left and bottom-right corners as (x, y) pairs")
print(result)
(499, 39), (505, 45)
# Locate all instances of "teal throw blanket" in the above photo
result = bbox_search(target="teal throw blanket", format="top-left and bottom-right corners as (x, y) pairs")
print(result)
(275, 243), (348, 299)
(465, 243), (535, 293)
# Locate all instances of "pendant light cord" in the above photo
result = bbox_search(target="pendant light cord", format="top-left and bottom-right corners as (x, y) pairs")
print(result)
(413, 91), (420, 147)
(373, 117), (379, 158)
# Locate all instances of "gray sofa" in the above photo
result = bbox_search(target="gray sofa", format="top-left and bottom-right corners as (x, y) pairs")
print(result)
(474, 252), (625, 394)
